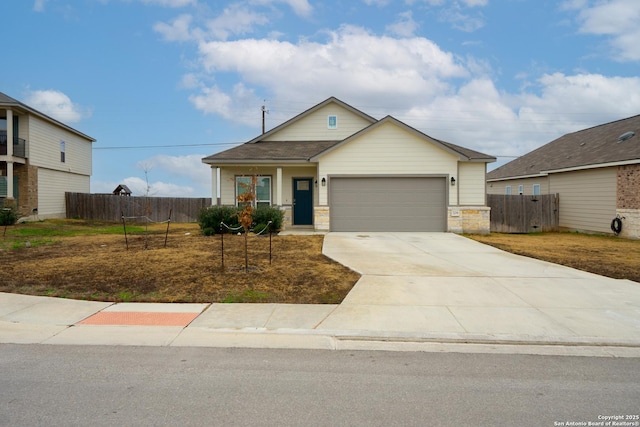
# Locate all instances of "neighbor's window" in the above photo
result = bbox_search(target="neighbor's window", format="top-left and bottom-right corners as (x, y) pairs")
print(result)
(60, 140), (66, 163)
(505, 186), (511, 195)
(328, 115), (337, 129)
(518, 185), (524, 195)
(533, 184), (540, 196)
(236, 176), (272, 207)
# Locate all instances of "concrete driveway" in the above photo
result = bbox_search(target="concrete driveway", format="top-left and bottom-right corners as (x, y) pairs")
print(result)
(320, 232), (640, 345)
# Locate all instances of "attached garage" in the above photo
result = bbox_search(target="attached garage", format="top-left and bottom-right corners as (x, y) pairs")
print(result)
(329, 176), (447, 232)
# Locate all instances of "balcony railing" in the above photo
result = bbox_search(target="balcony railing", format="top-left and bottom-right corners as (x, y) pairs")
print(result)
(0, 133), (27, 158)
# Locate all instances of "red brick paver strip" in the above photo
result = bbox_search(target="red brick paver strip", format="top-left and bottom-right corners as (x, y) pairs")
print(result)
(77, 311), (200, 327)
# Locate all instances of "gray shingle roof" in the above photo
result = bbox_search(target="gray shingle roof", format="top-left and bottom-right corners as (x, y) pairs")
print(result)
(203, 140), (342, 163)
(488, 114), (640, 180)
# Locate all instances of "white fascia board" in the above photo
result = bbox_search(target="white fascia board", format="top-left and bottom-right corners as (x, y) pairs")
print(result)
(487, 173), (548, 182)
(542, 159), (640, 174)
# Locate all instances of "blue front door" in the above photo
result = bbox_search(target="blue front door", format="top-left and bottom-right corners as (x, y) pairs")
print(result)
(293, 178), (313, 225)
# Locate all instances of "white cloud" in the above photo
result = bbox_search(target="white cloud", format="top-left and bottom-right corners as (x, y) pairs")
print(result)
(194, 25), (467, 110)
(24, 89), (90, 124)
(572, 0), (640, 61)
(144, 153), (211, 186)
(154, 14), (193, 42)
(122, 176), (198, 197)
(439, 6), (485, 32)
(33, 0), (48, 12)
(137, 0), (196, 7)
(251, 0), (313, 17)
(205, 4), (269, 40)
(386, 11), (419, 37)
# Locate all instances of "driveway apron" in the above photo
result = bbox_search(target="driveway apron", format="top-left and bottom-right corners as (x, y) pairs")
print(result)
(319, 232), (640, 343)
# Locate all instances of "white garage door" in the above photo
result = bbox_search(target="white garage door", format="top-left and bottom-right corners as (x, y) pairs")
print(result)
(330, 177), (447, 232)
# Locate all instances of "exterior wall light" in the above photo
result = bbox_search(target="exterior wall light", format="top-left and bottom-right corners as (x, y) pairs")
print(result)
(450, 177), (456, 186)
(321, 177), (326, 186)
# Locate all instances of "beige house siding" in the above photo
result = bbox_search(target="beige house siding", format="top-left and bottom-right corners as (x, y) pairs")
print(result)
(549, 167), (617, 233)
(27, 115), (92, 176)
(487, 176), (550, 195)
(38, 168), (90, 218)
(318, 121), (458, 205)
(263, 104), (372, 142)
(458, 162), (486, 205)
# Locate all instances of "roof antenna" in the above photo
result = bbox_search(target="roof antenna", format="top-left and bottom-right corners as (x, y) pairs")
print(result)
(261, 101), (269, 135)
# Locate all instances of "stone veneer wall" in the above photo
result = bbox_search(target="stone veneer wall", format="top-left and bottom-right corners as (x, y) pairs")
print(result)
(448, 207), (491, 234)
(280, 205), (292, 231)
(15, 163), (38, 216)
(313, 206), (330, 231)
(617, 164), (640, 240)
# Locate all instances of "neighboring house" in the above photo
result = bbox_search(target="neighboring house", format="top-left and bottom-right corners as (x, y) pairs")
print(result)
(0, 92), (95, 218)
(202, 97), (495, 233)
(487, 114), (640, 239)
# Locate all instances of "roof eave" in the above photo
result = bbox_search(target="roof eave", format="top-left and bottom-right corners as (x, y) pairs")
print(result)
(202, 158), (316, 165)
(541, 158), (640, 174)
(487, 172), (549, 182)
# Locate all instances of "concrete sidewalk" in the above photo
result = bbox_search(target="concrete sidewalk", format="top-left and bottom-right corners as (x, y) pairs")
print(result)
(1, 232), (639, 356)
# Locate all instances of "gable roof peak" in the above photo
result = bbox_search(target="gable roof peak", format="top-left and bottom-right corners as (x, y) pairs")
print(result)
(247, 96), (377, 144)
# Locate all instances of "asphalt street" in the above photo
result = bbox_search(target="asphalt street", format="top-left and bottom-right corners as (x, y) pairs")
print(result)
(1, 345), (639, 427)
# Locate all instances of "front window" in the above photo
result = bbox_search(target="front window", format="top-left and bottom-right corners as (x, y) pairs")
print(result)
(518, 185), (524, 195)
(236, 176), (271, 207)
(533, 184), (540, 196)
(505, 186), (511, 195)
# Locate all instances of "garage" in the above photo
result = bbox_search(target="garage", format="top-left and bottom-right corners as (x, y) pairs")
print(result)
(329, 177), (447, 232)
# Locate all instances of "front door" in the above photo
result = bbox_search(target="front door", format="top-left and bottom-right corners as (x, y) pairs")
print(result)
(293, 178), (313, 225)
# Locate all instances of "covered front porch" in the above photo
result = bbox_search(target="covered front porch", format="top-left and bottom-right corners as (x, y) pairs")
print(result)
(209, 165), (327, 231)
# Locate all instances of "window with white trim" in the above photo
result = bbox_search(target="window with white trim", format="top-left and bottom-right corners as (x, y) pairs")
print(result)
(235, 176), (271, 207)
(60, 140), (66, 163)
(505, 186), (511, 195)
(533, 184), (540, 196)
(328, 115), (337, 129)
(518, 185), (524, 195)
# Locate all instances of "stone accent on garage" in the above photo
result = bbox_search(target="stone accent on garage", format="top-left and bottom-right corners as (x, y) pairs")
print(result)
(314, 206), (330, 231)
(448, 206), (491, 234)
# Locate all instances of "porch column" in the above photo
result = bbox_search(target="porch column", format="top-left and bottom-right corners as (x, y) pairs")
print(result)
(276, 167), (283, 206)
(5, 109), (14, 199)
(210, 166), (219, 205)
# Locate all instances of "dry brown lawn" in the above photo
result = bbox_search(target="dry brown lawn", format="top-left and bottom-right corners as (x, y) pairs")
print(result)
(2, 220), (638, 304)
(0, 220), (360, 303)
(466, 232), (640, 283)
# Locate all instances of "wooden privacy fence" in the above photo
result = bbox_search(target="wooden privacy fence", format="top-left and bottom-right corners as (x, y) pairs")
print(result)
(65, 192), (212, 223)
(487, 194), (559, 233)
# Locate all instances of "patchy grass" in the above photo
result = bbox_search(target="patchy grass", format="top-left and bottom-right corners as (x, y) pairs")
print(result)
(0, 220), (360, 304)
(466, 232), (640, 283)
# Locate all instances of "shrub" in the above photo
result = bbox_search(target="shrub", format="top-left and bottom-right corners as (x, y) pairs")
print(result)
(198, 205), (284, 235)
(253, 205), (284, 232)
(198, 205), (240, 234)
(0, 206), (18, 226)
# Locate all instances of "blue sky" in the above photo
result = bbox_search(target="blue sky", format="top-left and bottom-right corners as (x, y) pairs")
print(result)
(2, 0), (639, 197)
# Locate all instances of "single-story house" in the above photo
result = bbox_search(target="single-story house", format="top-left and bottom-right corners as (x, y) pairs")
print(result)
(487, 114), (640, 239)
(202, 97), (495, 233)
(0, 91), (95, 219)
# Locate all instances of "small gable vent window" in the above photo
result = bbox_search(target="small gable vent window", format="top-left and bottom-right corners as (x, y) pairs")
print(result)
(328, 115), (337, 129)
(618, 131), (635, 142)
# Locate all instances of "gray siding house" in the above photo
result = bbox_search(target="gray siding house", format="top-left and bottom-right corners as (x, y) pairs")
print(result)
(487, 114), (640, 239)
